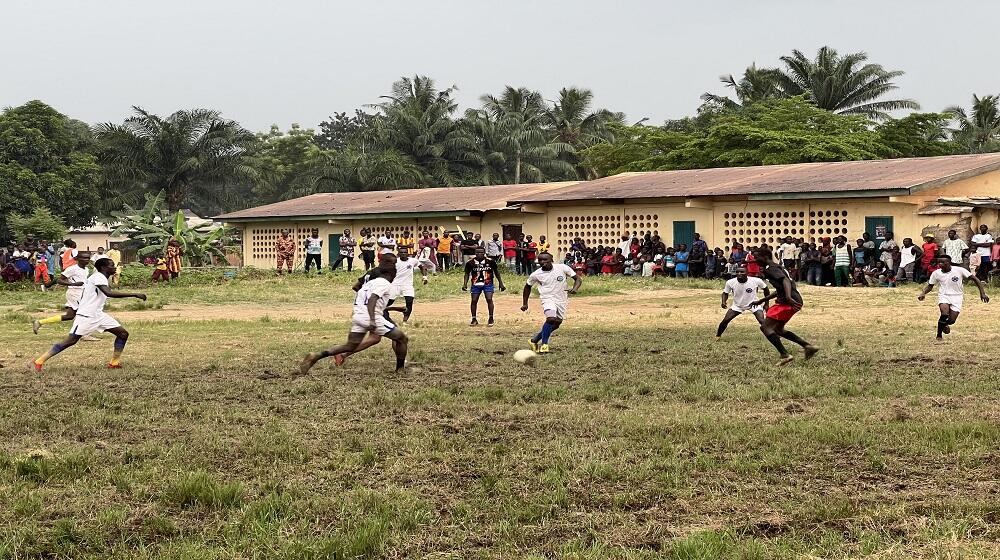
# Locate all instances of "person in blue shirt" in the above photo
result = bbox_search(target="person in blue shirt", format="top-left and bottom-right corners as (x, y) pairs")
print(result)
(674, 243), (690, 278)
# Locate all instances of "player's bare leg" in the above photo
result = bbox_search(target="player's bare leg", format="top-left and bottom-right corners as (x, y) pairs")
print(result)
(484, 291), (495, 326)
(33, 308), (77, 334)
(715, 309), (742, 340)
(385, 329), (409, 372)
(300, 332), (364, 375)
(105, 326), (130, 368)
(334, 333), (381, 365)
(937, 302), (958, 338)
(31, 334), (82, 372)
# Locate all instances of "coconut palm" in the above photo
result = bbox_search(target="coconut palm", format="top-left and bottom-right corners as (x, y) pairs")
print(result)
(774, 47), (919, 120)
(543, 87), (625, 179)
(287, 148), (426, 197)
(701, 64), (786, 109)
(947, 94), (1000, 153)
(470, 86), (575, 184)
(95, 107), (258, 213)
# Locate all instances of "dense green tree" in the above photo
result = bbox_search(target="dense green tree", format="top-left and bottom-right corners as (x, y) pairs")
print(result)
(252, 124), (326, 204)
(877, 113), (957, 158)
(7, 207), (68, 243)
(701, 64), (785, 110)
(947, 94), (1000, 153)
(580, 123), (693, 176)
(315, 110), (379, 151)
(543, 87), (624, 179)
(0, 100), (101, 243)
(95, 107), (259, 213)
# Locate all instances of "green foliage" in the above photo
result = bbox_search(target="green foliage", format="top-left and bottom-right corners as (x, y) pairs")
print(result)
(877, 113), (959, 158)
(581, 122), (693, 176)
(111, 191), (229, 266)
(163, 471), (244, 509)
(0, 100), (101, 243)
(948, 94), (1000, 154)
(6, 206), (68, 243)
(252, 124), (327, 204)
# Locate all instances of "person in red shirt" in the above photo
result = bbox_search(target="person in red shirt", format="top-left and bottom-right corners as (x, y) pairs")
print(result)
(745, 249), (760, 277)
(600, 248), (616, 274)
(502, 234), (518, 272)
(524, 234), (539, 274)
(920, 233), (939, 282)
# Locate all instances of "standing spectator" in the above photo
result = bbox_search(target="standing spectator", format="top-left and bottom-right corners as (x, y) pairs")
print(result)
(275, 231), (295, 274)
(861, 233), (877, 264)
(486, 233), (503, 261)
(730, 243), (747, 265)
(524, 235), (538, 274)
(941, 229), (969, 268)
(800, 243), (822, 286)
(165, 238), (183, 279)
(450, 233), (462, 266)
(377, 231), (397, 261)
(662, 248), (676, 277)
(600, 247), (616, 275)
(919, 234), (939, 282)
(833, 236), (853, 287)
(106, 244), (122, 285)
(514, 233), (528, 274)
(689, 233), (708, 278)
(778, 237), (798, 277)
(32, 244), (50, 290)
(896, 237), (921, 283)
(304, 229), (323, 274)
(418, 231), (439, 270)
(360, 228), (377, 270)
(435, 230), (453, 271)
(397, 230), (415, 253)
(459, 232), (479, 264)
(537, 235), (550, 255)
(617, 235), (631, 260)
(852, 238), (868, 271)
(473, 233), (484, 249)
(630, 237), (641, 258)
(745, 248), (760, 277)
(502, 233), (517, 271)
(818, 245), (834, 285)
(675, 243), (690, 278)
(60, 239), (78, 271)
(878, 232), (898, 272)
(42, 241), (57, 279)
(332, 228), (356, 272)
(971, 224), (994, 281)
(94, 246), (108, 261)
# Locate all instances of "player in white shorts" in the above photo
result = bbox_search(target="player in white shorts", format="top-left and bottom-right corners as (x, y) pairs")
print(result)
(716, 267), (770, 340)
(32, 257), (147, 372)
(32, 251), (92, 334)
(918, 254), (989, 340)
(385, 247), (430, 323)
(299, 254), (410, 374)
(520, 252), (583, 354)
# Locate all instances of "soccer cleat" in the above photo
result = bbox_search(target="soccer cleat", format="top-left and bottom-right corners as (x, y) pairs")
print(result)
(470, 317), (479, 326)
(803, 346), (820, 360)
(29, 361), (43, 373)
(529, 341), (539, 352)
(107, 362), (122, 369)
(539, 344), (551, 354)
(487, 316), (495, 326)
(32, 320), (41, 335)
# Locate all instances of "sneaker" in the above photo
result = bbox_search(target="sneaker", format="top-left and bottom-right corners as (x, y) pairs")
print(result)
(487, 316), (495, 327)
(539, 344), (551, 354)
(529, 341), (539, 352)
(29, 361), (43, 373)
(40, 284), (47, 292)
(107, 362), (122, 369)
(470, 317), (479, 326)
(32, 320), (41, 335)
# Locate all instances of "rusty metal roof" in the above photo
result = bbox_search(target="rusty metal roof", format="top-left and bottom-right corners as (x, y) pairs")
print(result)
(216, 181), (578, 221)
(510, 154), (1000, 202)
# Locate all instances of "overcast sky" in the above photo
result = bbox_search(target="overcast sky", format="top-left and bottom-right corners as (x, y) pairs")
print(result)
(4, 0), (998, 132)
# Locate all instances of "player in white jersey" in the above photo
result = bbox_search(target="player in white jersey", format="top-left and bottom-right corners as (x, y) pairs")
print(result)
(32, 258), (147, 372)
(299, 254), (410, 374)
(386, 247), (430, 323)
(716, 267), (770, 340)
(32, 251), (92, 334)
(520, 252), (583, 353)
(918, 254), (989, 340)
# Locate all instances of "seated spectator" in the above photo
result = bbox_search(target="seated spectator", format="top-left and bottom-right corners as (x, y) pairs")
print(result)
(863, 260), (890, 287)
(641, 256), (656, 277)
(623, 253), (634, 276)
(630, 255), (644, 276)
(600, 248), (615, 275)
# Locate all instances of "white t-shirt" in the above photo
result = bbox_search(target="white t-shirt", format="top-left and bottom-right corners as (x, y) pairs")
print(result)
(972, 233), (994, 257)
(61, 264), (88, 303)
(378, 236), (397, 254)
(526, 264), (577, 304)
(942, 238), (968, 263)
(724, 277), (767, 311)
(618, 240), (632, 255)
(354, 277), (393, 317)
(305, 237), (323, 255)
(642, 262), (656, 277)
(779, 243), (797, 261)
(899, 246), (918, 267)
(929, 267), (971, 298)
(392, 257), (418, 289)
(76, 272), (110, 317)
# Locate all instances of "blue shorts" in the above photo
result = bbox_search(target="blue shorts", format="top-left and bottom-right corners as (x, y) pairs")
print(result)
(470, 284), (494, 296)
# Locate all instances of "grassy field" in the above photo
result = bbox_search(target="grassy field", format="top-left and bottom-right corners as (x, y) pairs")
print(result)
(2, 269), (999, 559)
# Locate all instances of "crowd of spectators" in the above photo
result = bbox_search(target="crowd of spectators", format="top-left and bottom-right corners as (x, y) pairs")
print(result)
(1, 239), (124, 287)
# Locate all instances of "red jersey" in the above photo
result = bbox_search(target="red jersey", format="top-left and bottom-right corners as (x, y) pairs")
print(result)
(600, 254), (615, 274)
(526, 242), (537, 260)
(745, 253), (760, 276)
(502, 239), (517, 258)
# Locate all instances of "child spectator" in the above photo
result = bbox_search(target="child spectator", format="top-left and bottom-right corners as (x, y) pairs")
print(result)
(675, 244), (690, 278)
(152, 254), (171, 282)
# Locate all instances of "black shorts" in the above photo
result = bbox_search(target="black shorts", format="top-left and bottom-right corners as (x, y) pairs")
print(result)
(783, 259), (797, 269)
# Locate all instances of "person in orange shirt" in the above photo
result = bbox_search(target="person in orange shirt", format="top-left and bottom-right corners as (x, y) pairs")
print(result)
(275, 231), (295, 274)
(60, 239), (78, 271)
(436, 232), (453, 271)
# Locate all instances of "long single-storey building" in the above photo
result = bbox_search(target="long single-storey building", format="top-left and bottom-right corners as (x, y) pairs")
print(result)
(216, 153), (1000, 268)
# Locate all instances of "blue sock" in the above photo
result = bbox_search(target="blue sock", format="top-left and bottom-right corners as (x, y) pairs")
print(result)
(114, 338), (127, 351)
(540, 322), (555, 344)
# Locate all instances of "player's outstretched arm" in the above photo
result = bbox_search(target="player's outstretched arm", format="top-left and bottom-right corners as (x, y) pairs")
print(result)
(98, 285), (147, 301)
(569, 275), (583, 294)
(720, 293), (728, 309)
(520, 284), (532, 311)
(970, 275), (990, 303)
(494, 262), (506, 291)
(55, 277), (83, 287)
(917, 282), (933, 300)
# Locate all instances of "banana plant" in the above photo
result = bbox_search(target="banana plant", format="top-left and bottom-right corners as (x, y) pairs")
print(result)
(110, 191), (230, 266)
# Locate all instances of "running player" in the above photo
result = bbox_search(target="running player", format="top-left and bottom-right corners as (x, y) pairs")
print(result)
(463, 246), (506, 326)
(750, 247), (819, 366)
(31, 258), (147, 371)
(716, 266), (769, 340)
(520, 252), (582, 353)
(32, 251), (91, 334)
(299, 254), (409, 374)
(918, 254), (989, 339)
(386, 247), (429, 323)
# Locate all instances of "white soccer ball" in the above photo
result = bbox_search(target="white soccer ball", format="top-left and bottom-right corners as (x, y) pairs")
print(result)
(513, 349), (538, 367)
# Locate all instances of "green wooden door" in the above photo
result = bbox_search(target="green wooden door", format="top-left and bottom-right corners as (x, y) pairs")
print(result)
(865, 216), (893, 258)
(672, 221), (695, 248)
(328, 233), (341, 267)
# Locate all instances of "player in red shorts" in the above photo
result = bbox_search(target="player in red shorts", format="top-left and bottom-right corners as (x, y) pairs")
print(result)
(750, 246), (820, 366)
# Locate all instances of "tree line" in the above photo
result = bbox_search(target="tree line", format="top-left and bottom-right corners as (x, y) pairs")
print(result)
(2, 45), (999, 242)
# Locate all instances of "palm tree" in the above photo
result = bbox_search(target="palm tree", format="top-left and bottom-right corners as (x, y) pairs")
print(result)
(286, 148), (425, 197)
(544, 88), (625, 179)
(374, 75), (477, 186)
(470, 86), (575, 184)
(947, 94), (1000, 153)
(701, 64), (785, 109)
(774, 47), (919, 120)
(95, 107), (258, 213)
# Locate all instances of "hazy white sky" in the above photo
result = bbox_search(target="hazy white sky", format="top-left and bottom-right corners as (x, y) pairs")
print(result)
(4, 0), (998, 132)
